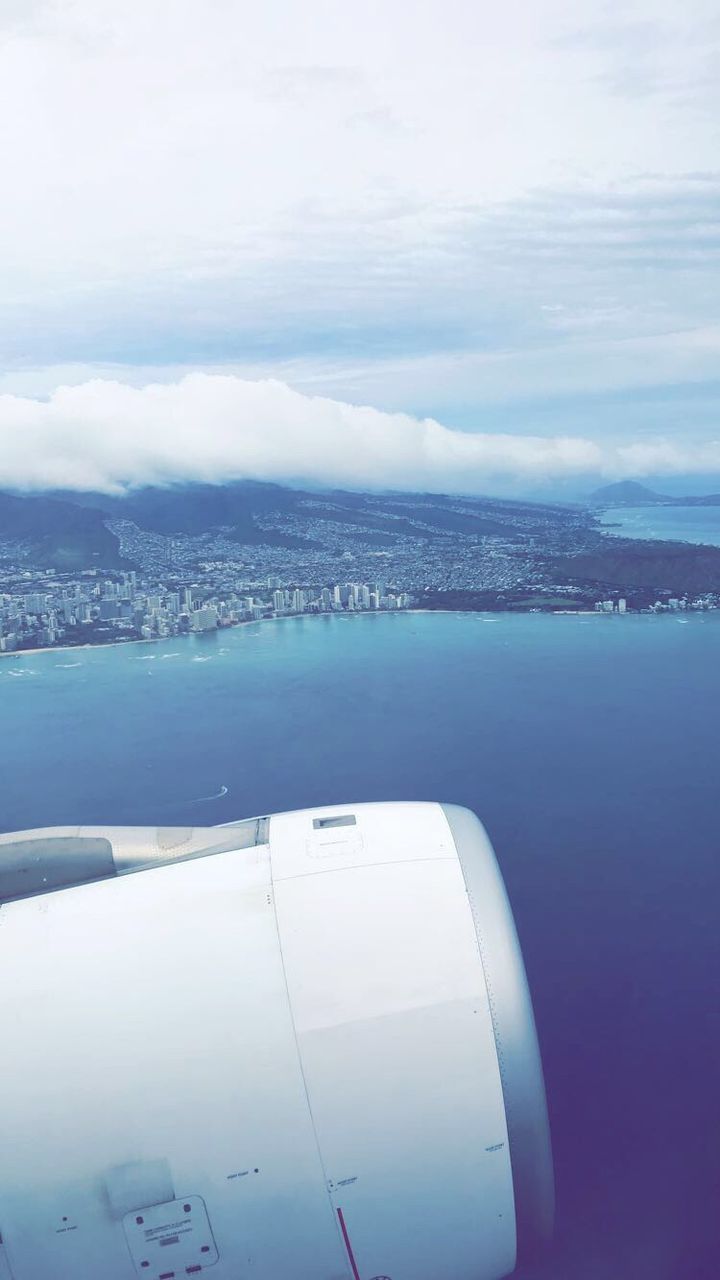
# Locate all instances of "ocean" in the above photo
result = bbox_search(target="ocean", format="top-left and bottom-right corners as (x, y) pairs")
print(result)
(599, 505), (720, 547)
(2, 611), (719, 1280)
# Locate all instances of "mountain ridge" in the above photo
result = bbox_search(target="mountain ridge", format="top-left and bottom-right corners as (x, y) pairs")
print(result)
(0, 480), (577, 568)
(0, 491), (130, 570)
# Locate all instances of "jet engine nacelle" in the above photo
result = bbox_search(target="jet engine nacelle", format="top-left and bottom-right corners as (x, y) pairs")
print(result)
(0, 803), (553, 1280)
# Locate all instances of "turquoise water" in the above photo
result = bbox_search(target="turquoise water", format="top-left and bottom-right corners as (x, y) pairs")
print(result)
(599, 505), (720, 546)
(2, 611), (719, 1280)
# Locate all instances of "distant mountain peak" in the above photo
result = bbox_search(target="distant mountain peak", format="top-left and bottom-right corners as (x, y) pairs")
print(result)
(589, 481), (668, 505)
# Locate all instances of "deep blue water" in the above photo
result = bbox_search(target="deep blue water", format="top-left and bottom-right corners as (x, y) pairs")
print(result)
(2, 611), (719, 1280)
(599, 505), (720, 547)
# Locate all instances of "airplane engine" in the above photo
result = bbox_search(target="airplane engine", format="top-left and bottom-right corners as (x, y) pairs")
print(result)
(0, 802), (553, 1280)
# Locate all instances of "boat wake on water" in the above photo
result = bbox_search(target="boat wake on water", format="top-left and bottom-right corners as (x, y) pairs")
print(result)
(190, 785), (229, 803)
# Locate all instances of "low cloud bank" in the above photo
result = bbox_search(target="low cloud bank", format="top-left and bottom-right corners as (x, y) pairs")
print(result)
(1, 373), (719, 495)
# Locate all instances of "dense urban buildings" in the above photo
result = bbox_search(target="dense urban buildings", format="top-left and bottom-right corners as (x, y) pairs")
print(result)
(2, 560), (718, 654)
(0, 572), (412, 653)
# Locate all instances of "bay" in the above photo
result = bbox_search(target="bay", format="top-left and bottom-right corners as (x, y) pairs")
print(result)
(599, 504), (720, 547)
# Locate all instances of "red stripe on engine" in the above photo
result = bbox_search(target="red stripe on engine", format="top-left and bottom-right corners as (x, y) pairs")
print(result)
(337, 1206), (361, 1280)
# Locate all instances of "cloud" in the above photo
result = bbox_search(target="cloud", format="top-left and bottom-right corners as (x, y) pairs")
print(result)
(554, 8), (720, 105)
(2, 373), (720, 496)
(0, 0), (719, 451)
(0, 5), (718, 351)
(262, 65), (368, 103)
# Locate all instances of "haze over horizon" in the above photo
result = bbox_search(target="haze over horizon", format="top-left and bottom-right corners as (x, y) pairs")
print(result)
(1, 0), (719, 497)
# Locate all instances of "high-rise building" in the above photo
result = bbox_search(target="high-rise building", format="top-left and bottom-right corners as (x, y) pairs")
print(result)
(191, 606), (219, 632)
(23, 594), (47, 615)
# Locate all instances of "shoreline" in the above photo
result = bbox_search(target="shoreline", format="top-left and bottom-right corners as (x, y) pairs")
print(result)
(3, 603), (716, 659)
(0, 611), (386, 659)
(0, 615), (275, 659)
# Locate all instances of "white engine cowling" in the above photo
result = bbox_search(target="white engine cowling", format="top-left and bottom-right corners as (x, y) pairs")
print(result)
(0, 802), (553, 1280)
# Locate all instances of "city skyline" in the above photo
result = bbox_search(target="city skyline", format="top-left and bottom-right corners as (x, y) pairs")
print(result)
(3, 560), (716, 656)
(0, 571), (412, 654)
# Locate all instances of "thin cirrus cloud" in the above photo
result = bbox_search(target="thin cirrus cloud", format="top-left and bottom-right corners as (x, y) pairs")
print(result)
(2, 374), (720, 496)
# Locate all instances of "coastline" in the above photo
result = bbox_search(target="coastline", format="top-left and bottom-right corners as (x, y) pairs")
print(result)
(0, 616), (271, 659)
(0, 610), (395, 659)
(0, 634), (178, 659)
(3, 603), (716, 660)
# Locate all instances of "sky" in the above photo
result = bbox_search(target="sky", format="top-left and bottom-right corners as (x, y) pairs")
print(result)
(1, 0), (719, 496)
